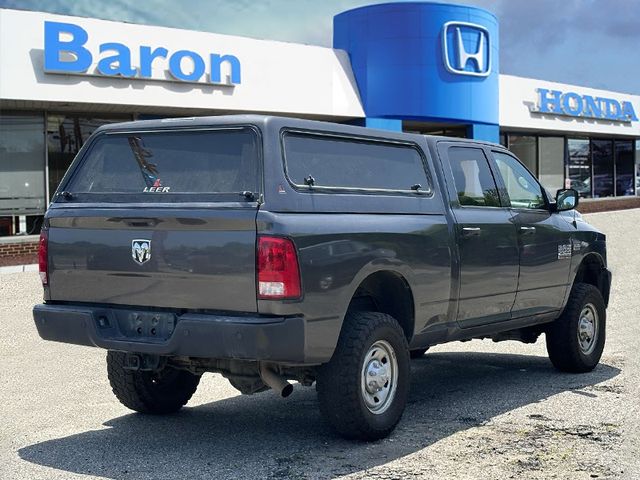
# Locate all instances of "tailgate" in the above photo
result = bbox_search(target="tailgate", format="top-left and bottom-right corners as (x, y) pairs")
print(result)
(47, 206), (258, 312)
(44, 125), (262, 312)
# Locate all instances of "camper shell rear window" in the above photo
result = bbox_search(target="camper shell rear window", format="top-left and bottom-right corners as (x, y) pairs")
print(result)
(59, 127), (261, 203)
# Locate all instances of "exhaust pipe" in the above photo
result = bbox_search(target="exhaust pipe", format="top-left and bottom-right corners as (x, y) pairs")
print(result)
(259, 364), (293, 398)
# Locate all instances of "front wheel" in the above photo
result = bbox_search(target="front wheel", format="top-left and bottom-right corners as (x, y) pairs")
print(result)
(316, 311), (410, 440)
(546, 283), (606, 373)
(107, 351), (201, 414)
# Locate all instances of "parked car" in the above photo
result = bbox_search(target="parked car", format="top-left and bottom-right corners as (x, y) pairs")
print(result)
(33, 115), (611, 440)
(615, 173), (635, 196)
(568, 178), (591, 197)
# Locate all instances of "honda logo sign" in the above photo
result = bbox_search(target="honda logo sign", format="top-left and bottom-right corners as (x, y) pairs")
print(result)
(442, 21), (491, 77)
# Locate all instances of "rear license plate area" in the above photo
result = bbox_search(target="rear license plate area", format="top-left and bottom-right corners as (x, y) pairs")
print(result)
(113, 310), (176, 341)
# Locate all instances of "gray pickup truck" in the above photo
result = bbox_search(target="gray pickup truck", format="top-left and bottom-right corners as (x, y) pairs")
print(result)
(33, 115), (611, 440)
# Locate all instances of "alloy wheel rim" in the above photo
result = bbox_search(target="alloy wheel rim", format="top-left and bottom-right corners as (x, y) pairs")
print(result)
(360, 340), (398, 414)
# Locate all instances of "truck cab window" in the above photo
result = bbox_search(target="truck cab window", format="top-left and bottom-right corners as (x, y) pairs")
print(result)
(492, 151), (546, 210)
(447, 146), (501, 207)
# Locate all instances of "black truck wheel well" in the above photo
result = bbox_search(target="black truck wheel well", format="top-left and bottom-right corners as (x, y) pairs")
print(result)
(347, 271), (415, 342)
(574, 253), (610, 306)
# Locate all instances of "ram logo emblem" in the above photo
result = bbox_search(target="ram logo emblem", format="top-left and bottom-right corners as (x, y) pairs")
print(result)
(131, 239), (151, 265)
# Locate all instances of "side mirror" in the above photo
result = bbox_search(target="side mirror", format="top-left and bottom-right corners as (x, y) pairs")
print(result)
(555, 188), (579, 212)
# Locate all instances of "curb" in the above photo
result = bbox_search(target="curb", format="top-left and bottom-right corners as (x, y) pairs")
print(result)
(0, 264), (38, 274)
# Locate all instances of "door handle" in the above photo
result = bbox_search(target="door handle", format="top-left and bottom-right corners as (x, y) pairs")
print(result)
(461, 227), (481, 237)
(519, 226), (536, 235)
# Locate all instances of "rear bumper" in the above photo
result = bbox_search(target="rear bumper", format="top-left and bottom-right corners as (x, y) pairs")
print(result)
(33, 304), (307, 363)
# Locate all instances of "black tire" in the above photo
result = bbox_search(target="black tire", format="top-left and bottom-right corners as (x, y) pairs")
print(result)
(546, 283), (606, 373)
(410, 347), (429, 359)
(316, 311), (410, 440)
(107, 351), (201, 414)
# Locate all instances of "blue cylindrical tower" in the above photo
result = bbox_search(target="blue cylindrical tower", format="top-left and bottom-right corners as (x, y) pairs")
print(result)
(334, 2), (499, 141)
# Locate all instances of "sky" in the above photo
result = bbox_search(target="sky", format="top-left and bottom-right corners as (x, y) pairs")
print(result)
(2, 0), (638, 94)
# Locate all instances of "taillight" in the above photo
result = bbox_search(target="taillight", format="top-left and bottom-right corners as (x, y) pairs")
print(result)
(257, 236), (301, 299)
(38, 228), (48, 286)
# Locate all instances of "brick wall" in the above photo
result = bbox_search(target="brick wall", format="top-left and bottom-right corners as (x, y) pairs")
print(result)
(577, 196), (640, 214)
(0, 241), (39, 256)
(0, 236), (39, 267)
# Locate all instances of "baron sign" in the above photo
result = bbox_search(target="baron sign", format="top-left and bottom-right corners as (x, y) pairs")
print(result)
(43, 21), (241, 86)
(530, 88), (637, 123)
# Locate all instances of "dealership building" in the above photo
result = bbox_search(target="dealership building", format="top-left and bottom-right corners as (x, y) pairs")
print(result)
(0, 3), (639, 249)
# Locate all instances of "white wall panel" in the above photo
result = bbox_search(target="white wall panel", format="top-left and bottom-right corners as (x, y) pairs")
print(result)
(500, 75), (640, 137)
(0, 9), (364, 118)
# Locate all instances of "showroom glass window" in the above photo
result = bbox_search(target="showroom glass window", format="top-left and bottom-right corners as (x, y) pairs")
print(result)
(506, 135), (537, 174)
(538, 137), (565, 193)
(636, 141), (640, 196)
(504, 134), (565, 194)
(568, 139), (591, 198)
(0, 113), (46, 219)
(614, 140), (634, 196)
(47, 114), (131, 199)
(591, 139), (614, 198)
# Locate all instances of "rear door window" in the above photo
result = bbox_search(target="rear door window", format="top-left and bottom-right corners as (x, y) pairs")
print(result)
(283, 132), (431, 193)
(447, 146), (502, 207)
(64, 128), (260, 201)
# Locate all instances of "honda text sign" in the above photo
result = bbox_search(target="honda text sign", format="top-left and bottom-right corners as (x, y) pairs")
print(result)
(530, 88), (638, 123)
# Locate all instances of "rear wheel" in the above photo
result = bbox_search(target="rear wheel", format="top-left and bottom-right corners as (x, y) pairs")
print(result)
(107, 351), (201, 414)
(316, 311), (410, 440)
(546, 283), (606, 373)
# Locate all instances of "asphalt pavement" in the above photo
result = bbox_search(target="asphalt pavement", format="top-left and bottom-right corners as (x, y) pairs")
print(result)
(1, 208), (639, 479)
